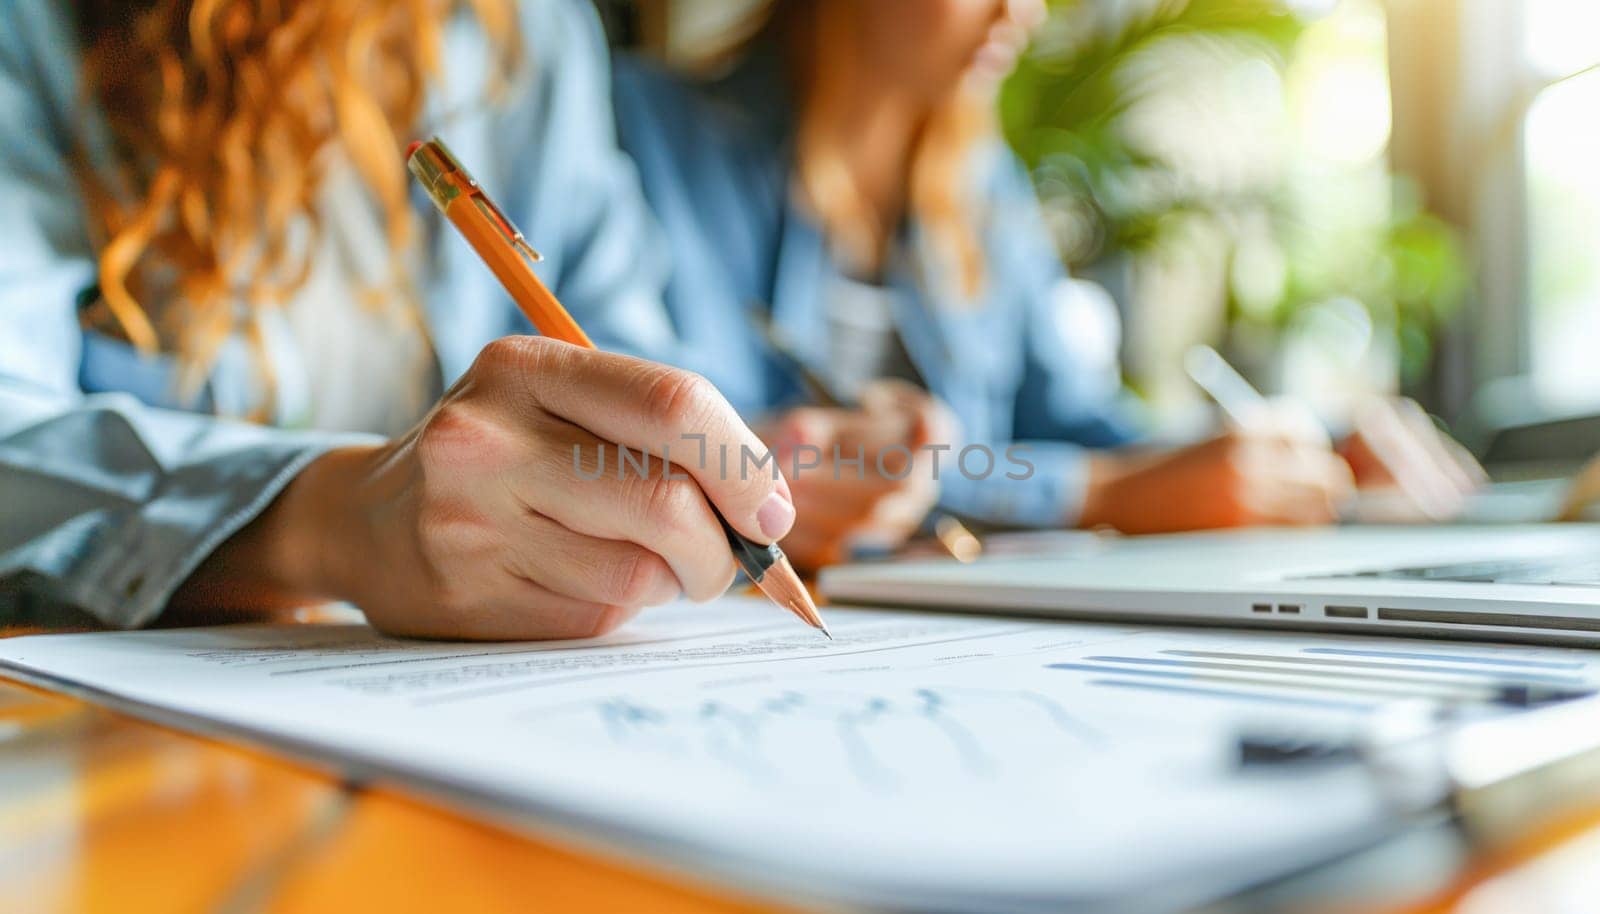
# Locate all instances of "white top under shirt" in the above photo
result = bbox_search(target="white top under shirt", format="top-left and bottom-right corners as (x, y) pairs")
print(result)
(823, 273), (922, 403)
(269, 159), (440, 437)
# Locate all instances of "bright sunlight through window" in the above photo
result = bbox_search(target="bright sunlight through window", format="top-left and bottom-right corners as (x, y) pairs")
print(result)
(1524, 0), (1600, 407)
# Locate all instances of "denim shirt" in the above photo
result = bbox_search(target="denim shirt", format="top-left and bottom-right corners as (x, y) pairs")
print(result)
(0, 0), (673, 627)
(609, 51), (1141, 529)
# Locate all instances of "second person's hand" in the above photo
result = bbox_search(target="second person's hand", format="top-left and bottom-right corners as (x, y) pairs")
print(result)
(1080, 429), (1355, 534)
(1339, 396), (1487, 522)
(761, 380), (952, 570)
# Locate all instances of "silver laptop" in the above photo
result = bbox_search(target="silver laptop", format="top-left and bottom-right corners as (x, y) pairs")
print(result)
(819, 524), (1600, 644)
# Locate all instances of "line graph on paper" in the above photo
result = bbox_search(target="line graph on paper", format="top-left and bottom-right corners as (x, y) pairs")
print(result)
(516, 687), (1102, 793)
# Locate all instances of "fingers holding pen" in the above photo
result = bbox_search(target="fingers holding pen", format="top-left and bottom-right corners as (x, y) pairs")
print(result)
(510, 509), (682, 608)
(489, 338), (795, 545)
(399, 578), (632, 642)
(508, 413), (740, 602)
(352, 339), (800, 640)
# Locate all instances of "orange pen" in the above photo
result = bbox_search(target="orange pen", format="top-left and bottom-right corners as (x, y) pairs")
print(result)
(405, 137), (828, 638)
(406, 139), (592, 347)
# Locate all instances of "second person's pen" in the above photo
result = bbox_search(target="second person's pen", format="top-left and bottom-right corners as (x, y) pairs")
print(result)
(405, 137), (829, 638)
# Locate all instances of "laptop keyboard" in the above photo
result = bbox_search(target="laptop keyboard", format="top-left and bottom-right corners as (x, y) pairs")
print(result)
(1317, 557), (1600, 588)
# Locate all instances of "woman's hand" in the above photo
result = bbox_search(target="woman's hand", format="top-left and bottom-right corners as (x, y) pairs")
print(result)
(760, 380), (951, 571)
(176, 337), (796, 640)
(1080, 430), (1355, 534)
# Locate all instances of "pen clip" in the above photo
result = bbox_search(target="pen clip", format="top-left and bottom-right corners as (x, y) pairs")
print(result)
(407, 136), (544, 263)
(468, 195), (544, 264)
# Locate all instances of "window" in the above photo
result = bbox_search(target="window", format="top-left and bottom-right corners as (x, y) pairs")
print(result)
(1523, 1), (1600, 409)
(1386, 0), (1599, 424)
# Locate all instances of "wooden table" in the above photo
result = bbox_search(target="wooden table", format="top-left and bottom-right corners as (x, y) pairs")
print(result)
(5, 644), (1600, 914)
(0, 673), (791, 914)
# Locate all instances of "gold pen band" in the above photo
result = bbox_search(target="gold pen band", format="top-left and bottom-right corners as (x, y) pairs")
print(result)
(407, 137), (543, 264)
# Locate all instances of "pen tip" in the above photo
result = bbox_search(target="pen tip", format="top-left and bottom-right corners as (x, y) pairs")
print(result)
(819, 623), (833, 641)
(752, 553), (831, 636)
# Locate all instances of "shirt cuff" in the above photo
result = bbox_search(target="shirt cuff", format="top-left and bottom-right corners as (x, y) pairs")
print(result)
(67, 433), (379, 629)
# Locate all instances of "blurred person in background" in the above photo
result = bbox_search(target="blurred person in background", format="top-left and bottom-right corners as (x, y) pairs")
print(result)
(610, 0), (1482, 568)
(0, 0), (798, 637)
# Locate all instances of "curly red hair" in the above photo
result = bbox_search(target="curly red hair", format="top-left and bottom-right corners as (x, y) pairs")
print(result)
(74, 0), (519, 394)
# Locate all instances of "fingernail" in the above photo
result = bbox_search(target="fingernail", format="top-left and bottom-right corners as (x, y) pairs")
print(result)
(757, 491), (796, 540)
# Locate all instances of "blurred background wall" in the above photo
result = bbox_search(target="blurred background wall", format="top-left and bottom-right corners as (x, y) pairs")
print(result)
(604, 0), (1599, 447)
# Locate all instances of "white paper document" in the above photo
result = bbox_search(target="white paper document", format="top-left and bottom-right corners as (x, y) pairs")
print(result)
(5, 600), (1598, 912)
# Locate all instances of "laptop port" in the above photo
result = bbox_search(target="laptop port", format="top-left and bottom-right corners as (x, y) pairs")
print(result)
(1324, 605), (1369, 619)
(1276, 604), (1303, 614)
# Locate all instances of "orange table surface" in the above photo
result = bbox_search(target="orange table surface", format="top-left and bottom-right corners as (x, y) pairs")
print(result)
(5, 639), (1600, 914)
(0, 672), (791, 914)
